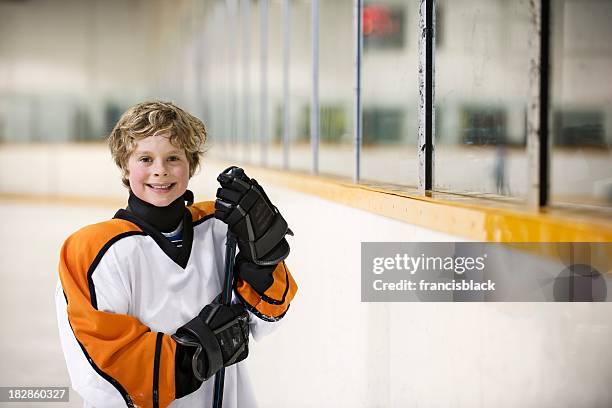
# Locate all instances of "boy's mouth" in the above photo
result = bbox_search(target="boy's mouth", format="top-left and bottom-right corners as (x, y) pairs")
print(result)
(146, 183), (176, 192)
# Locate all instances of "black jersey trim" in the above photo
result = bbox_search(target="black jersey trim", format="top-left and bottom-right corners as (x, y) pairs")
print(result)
(62, 290), (135, 408)
(153, 332), (163, 408)
(234, 289), (290, 322)
(259, 265), (291, 305)
(114, 208), (194, 269)
(87, 231), (146, 310)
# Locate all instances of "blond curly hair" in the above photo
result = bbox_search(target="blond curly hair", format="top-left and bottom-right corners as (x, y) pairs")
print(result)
(108, 101), (207, 188)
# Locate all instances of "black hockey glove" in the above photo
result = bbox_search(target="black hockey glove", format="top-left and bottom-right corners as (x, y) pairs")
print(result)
(235, 254), (277, 294)
(215, 166), (292, 266)
(172, 301), (249, 383)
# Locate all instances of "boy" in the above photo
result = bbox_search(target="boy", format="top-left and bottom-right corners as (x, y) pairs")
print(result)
(55, 101), (297, 408)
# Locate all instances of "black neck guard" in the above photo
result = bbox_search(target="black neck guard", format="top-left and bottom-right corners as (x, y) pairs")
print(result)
(127, 190), (194, 233)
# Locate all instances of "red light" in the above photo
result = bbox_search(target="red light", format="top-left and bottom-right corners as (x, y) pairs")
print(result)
(363, 5), (400, 38)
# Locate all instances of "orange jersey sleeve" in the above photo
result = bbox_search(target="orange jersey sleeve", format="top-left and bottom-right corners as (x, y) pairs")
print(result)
(235, 261), (298, 321)
(58, 219), (176, 408)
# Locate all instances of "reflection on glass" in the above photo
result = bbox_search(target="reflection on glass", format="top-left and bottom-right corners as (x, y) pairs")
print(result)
(235, 0), (249, 163)
(0, 1), (156, 143)
(551, 0), (612, 207)
(231, 0), (259, 165)
(288, 0), (312, 173)
(318, 0), (354, 179)
(361, 0), (419, 186)
(435, 0), (530, 197)
(246, 0), (261, 166)
(0, 0), (225, 145)
(206, 1), (233, 160)
(265, 0), (286, 169)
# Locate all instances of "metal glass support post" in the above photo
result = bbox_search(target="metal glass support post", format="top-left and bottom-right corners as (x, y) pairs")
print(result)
(353, 0), (363, 183)
(260, 0), (269, 166)
(242, 0), (251, 163)
(282, 0), (290, 169)
(418, 0), (435, 192)
(527, 0), (551, 207)
(311, 0), (320, 175)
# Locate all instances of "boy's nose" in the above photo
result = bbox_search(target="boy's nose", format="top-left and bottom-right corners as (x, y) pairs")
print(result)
(153, 162), (168, 177)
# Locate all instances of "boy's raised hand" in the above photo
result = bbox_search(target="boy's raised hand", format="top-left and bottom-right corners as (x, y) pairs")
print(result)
(214, 166), (292, 266)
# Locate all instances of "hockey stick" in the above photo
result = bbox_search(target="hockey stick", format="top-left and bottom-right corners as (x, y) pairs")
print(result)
(212, 231), (237, 408)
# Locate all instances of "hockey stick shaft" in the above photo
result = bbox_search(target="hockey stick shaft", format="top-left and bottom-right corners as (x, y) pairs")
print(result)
(212, 231), (237, 408)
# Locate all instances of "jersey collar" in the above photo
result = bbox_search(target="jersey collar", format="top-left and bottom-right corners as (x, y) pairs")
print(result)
(114, 205), (194, 269)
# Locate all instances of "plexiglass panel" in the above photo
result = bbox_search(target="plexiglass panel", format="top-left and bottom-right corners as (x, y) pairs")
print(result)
(205, 1), (233, 160)
(550, 0), (612, 207)
(265, 0), (286, 169)
(318, 0), (355, 179)
(435, 0), (530, 197)
(361, 0), (419, 186)
(288, 0), (313, 173)
(0, 0), (165, 142)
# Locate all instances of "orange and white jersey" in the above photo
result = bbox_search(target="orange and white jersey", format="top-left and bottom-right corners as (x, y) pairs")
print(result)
(55, 201), (297, 408)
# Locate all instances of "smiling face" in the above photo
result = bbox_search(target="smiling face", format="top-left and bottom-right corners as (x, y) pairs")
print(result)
(127, 133), (190, 207)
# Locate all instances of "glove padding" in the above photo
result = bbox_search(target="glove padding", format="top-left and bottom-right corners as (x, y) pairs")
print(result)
(215, 166), (292, 266)
(235, 254), (277, 295)
(172, 301), (249, 382)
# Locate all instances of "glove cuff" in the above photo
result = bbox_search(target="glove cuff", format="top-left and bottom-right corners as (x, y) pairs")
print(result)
(173, 315), (223, 381)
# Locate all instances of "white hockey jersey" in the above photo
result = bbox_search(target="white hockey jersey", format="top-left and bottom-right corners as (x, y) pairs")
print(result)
(55, 201), (297, 408)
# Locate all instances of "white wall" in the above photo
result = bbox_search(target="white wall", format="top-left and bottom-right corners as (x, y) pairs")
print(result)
(0, 144), (611, 407)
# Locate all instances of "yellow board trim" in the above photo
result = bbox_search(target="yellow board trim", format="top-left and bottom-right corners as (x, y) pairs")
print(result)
(224, 163), (612, 243)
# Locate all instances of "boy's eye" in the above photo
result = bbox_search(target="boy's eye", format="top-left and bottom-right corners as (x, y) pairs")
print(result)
(139, 157), (152, 163)
(168, 156), (180, 161)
